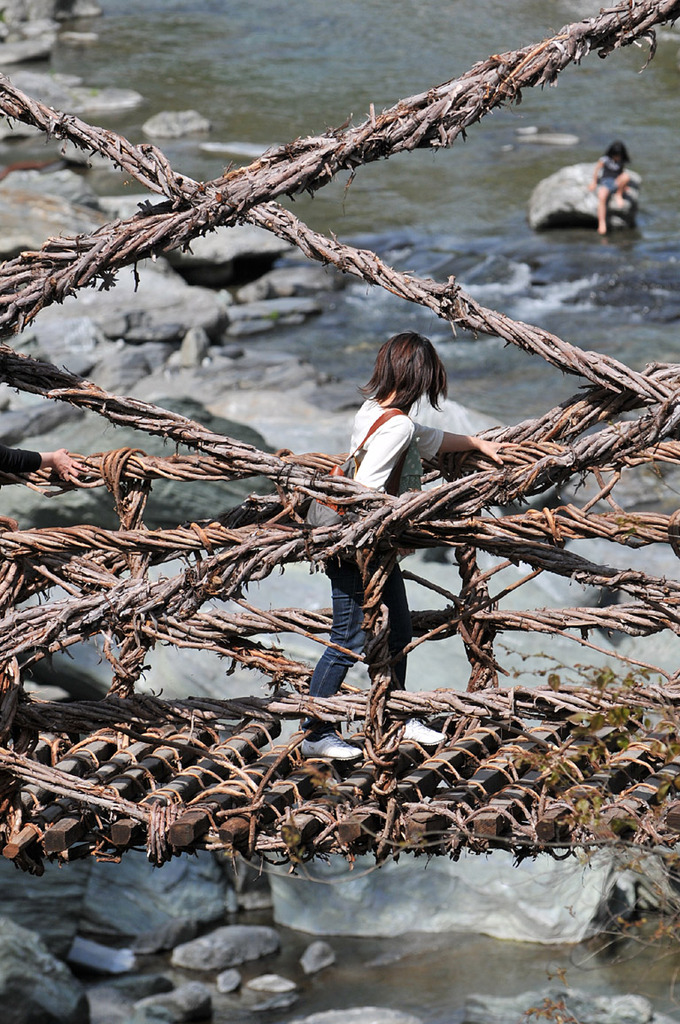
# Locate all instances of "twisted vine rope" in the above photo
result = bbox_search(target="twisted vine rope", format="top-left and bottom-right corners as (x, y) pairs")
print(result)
(0, 1), (678, 861)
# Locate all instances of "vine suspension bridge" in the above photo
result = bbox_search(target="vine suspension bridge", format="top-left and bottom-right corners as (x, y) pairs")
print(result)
(1, 0), (680, 874)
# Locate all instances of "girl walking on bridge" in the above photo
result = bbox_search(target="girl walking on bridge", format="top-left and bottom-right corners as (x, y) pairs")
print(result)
(302, 331), (502, 760)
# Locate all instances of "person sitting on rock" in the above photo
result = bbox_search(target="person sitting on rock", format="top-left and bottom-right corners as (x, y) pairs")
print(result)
(589, 140), (631, 235)
(0, 443), (83, 483)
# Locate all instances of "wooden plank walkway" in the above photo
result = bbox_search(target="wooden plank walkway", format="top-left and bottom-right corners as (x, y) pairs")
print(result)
(3, 696), (680, 872)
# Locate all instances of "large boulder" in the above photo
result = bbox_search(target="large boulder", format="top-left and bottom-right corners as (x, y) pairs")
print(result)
(0, 859), (91, 958)
(30, 261), (229, 346)
(528, 161), (641, 231)
(269, 849), (659, 944)
(0, 916), (89, 1024)
(79, 849), (228, 939)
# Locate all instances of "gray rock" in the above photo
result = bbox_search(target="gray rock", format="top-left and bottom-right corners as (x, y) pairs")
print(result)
(0, 399), (83, 446)
(215, 969), (241, 994)
(515, 128), (580, 146)
(0, 915), (89, 1024)
(268, 850), (646, 943)
(142, 110), (212, 139)
(528, 161), (641, 231)
(0, 858), (91, 958)
(289, 1011), (422, 1024)
(59, 30), (99, 46)
(0, 116), (43, 140)
(92, 973), (174, 1001)
(80, 849), (227, 939)
(0, 32), (55, 62)
(135, 982), (212, 1023)
(9, 69), (142, 114)
(19, 315), (106, 377)
(0, 187), (105, 259)
(171, 924), (280, 972)
(34, 262), (228, 346)
(224, 317), (277, 337)
(67, 934), (136, 974)
(229, 856), (274, 911)
(133, 917), (201, 955)
(86, 974), (177, 1021)
(179, 326), (210, 368)
(300, 939), (336, 975)
(227, 296), (322, 326)
(246, 973), (297, 993)
(242, 973), (298, 1011)
(96, 193), (168, 220)
(463, 988), (656, 1024)
(236, 263), (344, 302)
(0, 167), (101, 208)
(166, 222), (292, 287)
(92, 341), (173, 393)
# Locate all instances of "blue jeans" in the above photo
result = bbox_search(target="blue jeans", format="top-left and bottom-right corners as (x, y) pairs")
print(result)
(304, 559), (412, 739)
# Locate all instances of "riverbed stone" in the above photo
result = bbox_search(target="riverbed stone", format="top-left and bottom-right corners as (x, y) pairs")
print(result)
(225, 295), (323, 335)
(235, 263), (344, 302)
(33, 261), (228, 345)
(289, 1011), (422, 1024)
(528, 161), (641, 231)
(464, 987), (659, 1024)
(133, 917), (201, 955)
(215, 968), (241, 994)
(0, 187), (105, 258)
(0, 116), (43, 140)
(179, 326), (210, 368)
(0, 916), (89, 1024)
(0, 31), (56, 62)
(142, 110), (212, 138)
(8, 69), (143, 114)
(170, 924), (280, 972)
(0, 166), (101, 208)
(166, 222), (293, 287)
(67, 934), (136, 974)
(134, 982), (212, 1023)
(242, 973), (298, 1011)
(300, 940), (336, 975)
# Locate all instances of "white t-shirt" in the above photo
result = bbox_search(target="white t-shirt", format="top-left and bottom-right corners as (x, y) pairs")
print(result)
(350, 399), (444, 491)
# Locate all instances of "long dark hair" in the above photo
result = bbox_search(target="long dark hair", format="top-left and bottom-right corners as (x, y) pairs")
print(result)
(360, 332), (448, 412)
(606, 140), (630, 165)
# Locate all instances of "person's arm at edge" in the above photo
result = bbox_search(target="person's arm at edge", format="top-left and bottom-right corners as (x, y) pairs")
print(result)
(0, 444), (83, 482)
(38, 448), (83, 483)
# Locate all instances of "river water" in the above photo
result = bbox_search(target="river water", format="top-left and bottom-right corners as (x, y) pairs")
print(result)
(55, 0), (680, 426)
(22, 1), (680, 1021)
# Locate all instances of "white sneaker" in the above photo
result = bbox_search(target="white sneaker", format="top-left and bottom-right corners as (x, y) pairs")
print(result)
(402, 718), (446, 746)
(301, 734), (362, 760)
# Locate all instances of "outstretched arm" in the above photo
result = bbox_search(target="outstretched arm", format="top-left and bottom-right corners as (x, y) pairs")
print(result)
(437, 431), (503, 464)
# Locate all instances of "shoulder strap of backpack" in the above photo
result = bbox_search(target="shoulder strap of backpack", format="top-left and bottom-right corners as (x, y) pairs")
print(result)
(353, 408), (404, 456)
